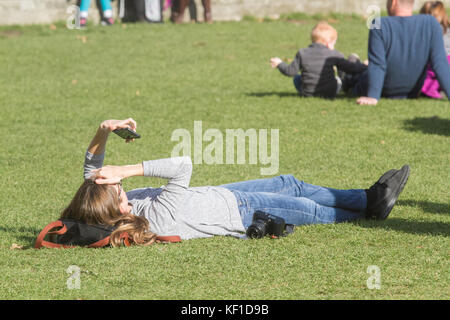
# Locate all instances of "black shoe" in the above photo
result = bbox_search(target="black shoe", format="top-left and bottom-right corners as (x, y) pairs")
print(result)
(79, 17), (87, 28)
(101, 18), (114, 26)
(365, 168), (397, 219)
(365, 165), (410, 220)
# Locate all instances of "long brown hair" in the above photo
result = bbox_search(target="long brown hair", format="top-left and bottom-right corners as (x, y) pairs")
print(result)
(420, 1), (450, 33)
(61, 179), (157, 247)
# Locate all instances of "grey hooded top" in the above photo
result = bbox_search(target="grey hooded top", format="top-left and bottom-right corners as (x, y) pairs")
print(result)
(83, 151), (245, 240)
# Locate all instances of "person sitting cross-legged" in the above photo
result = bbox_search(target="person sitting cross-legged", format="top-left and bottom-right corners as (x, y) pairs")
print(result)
(346, 0), (450, 105)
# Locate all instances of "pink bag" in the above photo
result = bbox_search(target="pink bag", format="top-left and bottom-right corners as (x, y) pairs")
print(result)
(421, 55), (450, 99)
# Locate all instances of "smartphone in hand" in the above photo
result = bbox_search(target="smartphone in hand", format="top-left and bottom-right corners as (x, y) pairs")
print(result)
(113, 128), (141, 140)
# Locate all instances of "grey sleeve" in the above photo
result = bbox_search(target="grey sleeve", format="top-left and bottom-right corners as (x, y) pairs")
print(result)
(277, 51), (302, 77)
(140, 157), (193, 236)
(142, 156), (192, 189)
(83, 151), (105, 180)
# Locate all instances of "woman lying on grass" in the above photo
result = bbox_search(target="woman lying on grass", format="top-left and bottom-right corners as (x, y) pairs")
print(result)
(61, 118), (410, 246)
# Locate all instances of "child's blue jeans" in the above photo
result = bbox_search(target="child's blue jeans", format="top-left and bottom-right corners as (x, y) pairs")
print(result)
(220, 175), (367, 229)
(293, 75), (303, 95)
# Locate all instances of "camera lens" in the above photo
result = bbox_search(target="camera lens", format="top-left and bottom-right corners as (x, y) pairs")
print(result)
(246, 220), (267, 239)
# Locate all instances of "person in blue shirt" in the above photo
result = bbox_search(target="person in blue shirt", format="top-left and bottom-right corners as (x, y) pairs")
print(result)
(350, 0), (450, 105)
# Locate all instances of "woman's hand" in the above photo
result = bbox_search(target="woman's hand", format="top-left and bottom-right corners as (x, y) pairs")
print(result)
(100, 118), (137, 133)
(92, 165), (125, 185)
(87, 118), (138, 155)
(93, 164), (144, 185)
(100, 118), (138, 143)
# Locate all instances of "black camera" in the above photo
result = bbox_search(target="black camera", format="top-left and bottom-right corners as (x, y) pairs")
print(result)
(246, 211), (286, 239)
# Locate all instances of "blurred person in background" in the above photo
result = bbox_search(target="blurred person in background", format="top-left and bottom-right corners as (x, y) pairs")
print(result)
(77, 0), (115, 27)
(170, 0), (212, 23)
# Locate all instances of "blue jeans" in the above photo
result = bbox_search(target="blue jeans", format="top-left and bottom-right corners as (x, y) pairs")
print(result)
(293, 75), (303, 95)
(221, 175), (367, 229)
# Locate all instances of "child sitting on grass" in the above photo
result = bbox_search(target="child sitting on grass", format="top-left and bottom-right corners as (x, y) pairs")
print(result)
(420, 1), (450, 99)
(270, 21), (367, 99)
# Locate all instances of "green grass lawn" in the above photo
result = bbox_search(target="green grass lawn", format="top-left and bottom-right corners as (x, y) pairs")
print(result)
(0, 15), (449, 300)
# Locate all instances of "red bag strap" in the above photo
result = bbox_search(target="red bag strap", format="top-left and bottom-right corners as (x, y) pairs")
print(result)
(87, 236), (112, 248)
(88, 232), (131, 248)
(35, 221), (74, 249)
(156, 235), (182, 243)
(119, 232), (131, 247)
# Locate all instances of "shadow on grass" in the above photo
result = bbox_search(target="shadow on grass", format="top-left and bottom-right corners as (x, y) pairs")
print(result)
(354, 217), (449, 237)
(246, 92), (355, 101)
(403, 116), (450, 137)
(246, 92), (300, 98)
(396, 199), (450, 215)
(351, 198), (449, 237)
(0, 226), (40, 248)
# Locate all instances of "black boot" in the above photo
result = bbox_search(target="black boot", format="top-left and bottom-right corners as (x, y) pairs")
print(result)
(365, 165), (410, 220)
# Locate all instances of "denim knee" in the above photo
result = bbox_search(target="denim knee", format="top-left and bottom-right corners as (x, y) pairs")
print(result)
(279, 174), (304, 196)
(279, 174), (294, 181)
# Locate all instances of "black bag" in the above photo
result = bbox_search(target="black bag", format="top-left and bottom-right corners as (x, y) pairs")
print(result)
(118, 0), (164, 23)
(35, 218), (181, 249)
(35, 219), (125, 248)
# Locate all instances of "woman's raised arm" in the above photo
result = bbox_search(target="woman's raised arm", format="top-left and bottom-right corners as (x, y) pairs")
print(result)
(87, 118), (137, 155)
(84, 118), (137, 179)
